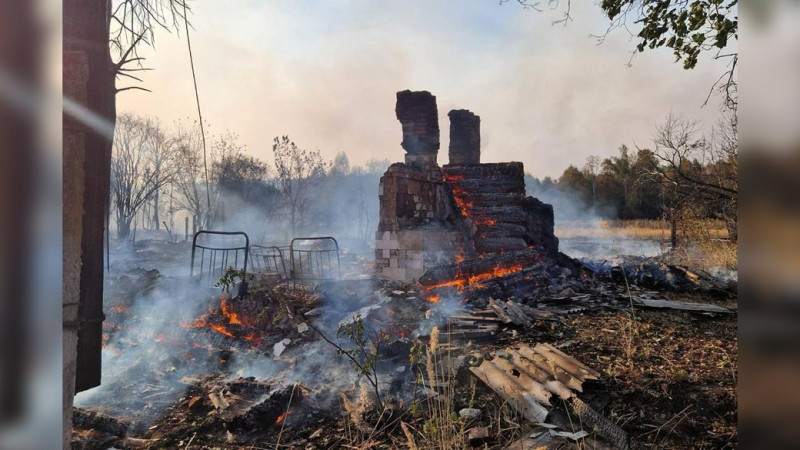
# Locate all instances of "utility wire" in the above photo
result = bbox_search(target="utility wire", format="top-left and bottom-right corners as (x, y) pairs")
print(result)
(182, 1), (211, 227)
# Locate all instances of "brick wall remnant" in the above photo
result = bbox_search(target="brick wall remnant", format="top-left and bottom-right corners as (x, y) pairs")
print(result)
(395, 90), (439, 167)
(448, 109), (480, 165)
(377, 89), (559, 281)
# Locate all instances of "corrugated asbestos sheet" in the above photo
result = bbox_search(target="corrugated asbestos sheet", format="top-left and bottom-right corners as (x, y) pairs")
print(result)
(469, 343), (601, 423)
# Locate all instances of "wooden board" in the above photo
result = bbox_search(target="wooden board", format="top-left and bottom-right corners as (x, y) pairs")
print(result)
(633, 298), (733, 315)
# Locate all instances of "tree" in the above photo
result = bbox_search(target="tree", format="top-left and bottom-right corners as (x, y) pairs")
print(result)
(509, 0), (738, 108)
(172, 120), (217, 231)
(211, 132), (278, 232)
(629, 148), (663, 219)
(332, 152), (351, 176)
(583, 155), (600, 207)
(272, 136), (330, 236)
(64, 0), (191, 422)
(645, 113), (738, 243)
(110, 114), (178, 239)
(557, 165), (591, 207)
(364, 158), (392, 175)
(599, 145), (633, 218)
(212, 132), (269, 202)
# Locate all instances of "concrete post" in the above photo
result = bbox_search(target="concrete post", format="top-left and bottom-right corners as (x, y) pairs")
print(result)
(63, 50), (89, 450)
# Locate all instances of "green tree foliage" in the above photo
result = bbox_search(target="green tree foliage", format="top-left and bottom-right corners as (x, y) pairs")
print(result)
(558, 165), (592, 207)
(510, 0), (738, 107)
(600, 0), (738, 70)
(213, 132), (271, 203)
(534, 114), (736, 230)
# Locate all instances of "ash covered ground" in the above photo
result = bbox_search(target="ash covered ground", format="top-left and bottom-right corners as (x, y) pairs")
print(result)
(72, 236), (737, 449)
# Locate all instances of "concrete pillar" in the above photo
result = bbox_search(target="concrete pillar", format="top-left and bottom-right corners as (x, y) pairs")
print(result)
(395, 90), (439, 168)
(63, 50), (88, 450)
(64, 2), (117, 447)
(448, 109), (480, 165)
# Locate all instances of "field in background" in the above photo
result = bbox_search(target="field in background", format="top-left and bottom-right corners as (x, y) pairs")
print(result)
(556, 219), (737, 272)
(556, 219), (730, 239)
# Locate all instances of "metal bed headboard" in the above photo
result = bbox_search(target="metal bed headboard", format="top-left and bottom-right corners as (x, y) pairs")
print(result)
(190, 231), (249, 287)
(289, 237), (341, 285)
(249, 245), (289, 280)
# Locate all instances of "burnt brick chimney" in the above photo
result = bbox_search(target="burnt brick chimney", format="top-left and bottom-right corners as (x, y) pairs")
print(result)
(448, 109), (480, 165)
(395, 90), (439, 167)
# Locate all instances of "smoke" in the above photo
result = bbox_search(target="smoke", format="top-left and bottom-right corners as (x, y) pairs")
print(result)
(73, 279), (228, 429)
(526, 180), (666, 260)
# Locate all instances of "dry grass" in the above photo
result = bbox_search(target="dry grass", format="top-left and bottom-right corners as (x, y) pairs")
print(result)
(556, 219), (730, 240)
(664, 239), (738, 272)
(663, 214), (738, 271)
(565, 304), (738, 449)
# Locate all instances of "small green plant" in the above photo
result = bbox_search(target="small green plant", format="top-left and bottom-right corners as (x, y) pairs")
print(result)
(335, 313), (384, 410)
(215, 267), (245, 293)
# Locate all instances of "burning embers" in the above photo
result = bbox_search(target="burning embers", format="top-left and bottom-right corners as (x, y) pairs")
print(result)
(180, 297), (270, 346)
(445, 173), (497, 227)
(424, 263), (525, 294)
(419, 249), (547, 305)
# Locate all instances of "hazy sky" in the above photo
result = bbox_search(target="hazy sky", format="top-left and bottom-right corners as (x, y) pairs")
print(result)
(118, 0), (732, 178)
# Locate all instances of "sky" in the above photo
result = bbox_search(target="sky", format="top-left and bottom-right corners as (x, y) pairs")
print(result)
(117, 0), (733, 179)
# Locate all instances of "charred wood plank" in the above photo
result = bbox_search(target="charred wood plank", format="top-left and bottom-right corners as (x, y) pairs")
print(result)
(487, 298), (514, 324)
(474, 238), (529, 254)
(504, 300), (534, 327)
(418, 250), (539, 287)
(72, 408), (129, 436)
(633, 297), (733, 315)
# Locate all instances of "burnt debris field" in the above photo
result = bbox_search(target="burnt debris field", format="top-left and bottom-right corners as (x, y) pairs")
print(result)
(71, 91), (737, 450)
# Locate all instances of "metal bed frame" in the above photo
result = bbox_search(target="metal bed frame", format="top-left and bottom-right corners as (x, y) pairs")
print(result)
(289, 237), (342, 285)
(190, 231), (250, 288)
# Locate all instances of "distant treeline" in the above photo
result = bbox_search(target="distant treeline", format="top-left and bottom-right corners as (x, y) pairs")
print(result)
(523, 118), (738, 244)
(526, 141), (737, 225)
(117, 112), (736, 244)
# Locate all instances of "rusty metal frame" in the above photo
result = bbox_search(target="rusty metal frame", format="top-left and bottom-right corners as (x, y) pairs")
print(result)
(190, 231), (249, 287)
(249, 244), (289, 280)
(289, 237), (342, 285)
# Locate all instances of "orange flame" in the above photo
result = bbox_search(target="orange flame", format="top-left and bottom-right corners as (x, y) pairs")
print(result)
(276, 410), (289, 424)
(180, 298), (266, 345)
(180, 317), (208, 328)
(220, 298), (242, 325)
(243, 333), (262, 345)
(427, 293), (441, 303)
(424, 263), (525, 293)
(209, 323), (235, 338)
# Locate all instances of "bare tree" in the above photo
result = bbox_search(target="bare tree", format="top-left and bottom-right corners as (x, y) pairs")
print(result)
(645, 113), (738, 243)
(272, 136), (330, 236)
(211, 131), (275, 226)
(111, 0), (189, 93)
(172, 120), (218, 231)
(364, 158), (392, 175)
(110, 114), (178, 239)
